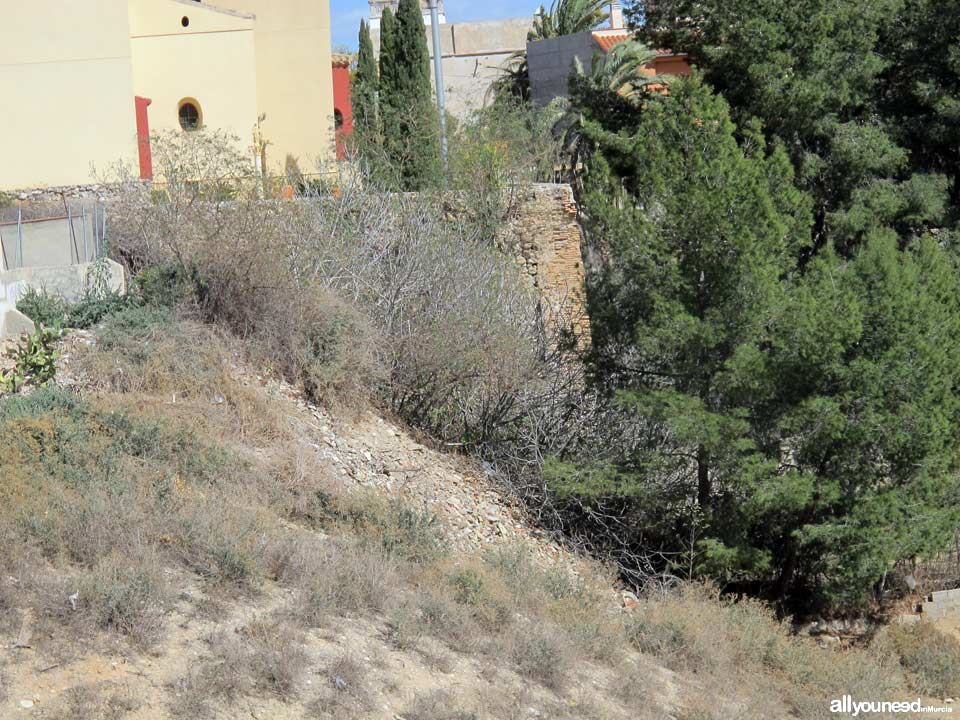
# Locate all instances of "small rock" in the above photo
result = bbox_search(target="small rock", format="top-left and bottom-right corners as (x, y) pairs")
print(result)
(19, 700), (34, 709)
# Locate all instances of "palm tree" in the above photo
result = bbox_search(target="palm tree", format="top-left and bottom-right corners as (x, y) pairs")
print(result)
(560, 40), (661, 178)
(529, 0), (611, 41)
(572, 40), (659, 102)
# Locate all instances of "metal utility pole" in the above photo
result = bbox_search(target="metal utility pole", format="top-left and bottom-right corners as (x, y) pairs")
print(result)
(427, 0), (449, 175)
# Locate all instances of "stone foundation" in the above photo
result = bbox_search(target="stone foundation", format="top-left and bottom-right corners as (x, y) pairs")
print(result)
(4, 185), (118, 202)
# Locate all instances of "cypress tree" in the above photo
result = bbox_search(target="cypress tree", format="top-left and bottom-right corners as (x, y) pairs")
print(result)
(353, 20), (379, 153)
(378, 0), (440, 190)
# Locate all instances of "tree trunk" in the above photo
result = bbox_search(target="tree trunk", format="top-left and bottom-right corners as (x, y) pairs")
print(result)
(773, 546), (797, 613)
(697, 445), (710, 508)
(951, 162), (960, 209)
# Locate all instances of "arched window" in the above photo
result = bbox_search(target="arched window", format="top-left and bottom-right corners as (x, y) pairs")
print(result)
(178, 99), (202, 131)
(334, 109), (344, 130)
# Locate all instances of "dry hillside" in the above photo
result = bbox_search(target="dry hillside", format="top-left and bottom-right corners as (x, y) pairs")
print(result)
(0, 310), (956, 720)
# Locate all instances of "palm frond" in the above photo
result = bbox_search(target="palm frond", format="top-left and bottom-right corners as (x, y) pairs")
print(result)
(529, 0), (611, 41)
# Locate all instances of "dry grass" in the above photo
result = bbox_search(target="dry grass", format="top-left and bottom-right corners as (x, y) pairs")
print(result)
(871, 622), (960, 698)
(290, 539), (400, 627)
(168, 619), (307, 718)
(0, 311), (947, 718)
(309, 653), (375, 719)
(628, 584), (915, 718)
(47, 682), (141, 720)
(508, 624), (573, 689)
(79, 307), (291, 446)
(403, 690), (479, 720)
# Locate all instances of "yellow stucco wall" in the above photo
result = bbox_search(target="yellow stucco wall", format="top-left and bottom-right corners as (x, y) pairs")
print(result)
(0, 0), (137, 189)
(129, 0), (259, 150)
(0, 0), (333, 190)
(212, 0), (337, 174)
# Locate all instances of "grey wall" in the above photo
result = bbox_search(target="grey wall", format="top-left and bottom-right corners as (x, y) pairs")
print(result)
(0, 211), (104, 271)
(527, 31), (599, 107)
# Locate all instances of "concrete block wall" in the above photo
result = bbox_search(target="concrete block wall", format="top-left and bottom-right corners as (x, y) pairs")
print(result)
(920, 589), (960, 622)
(527, 31), (598, 107)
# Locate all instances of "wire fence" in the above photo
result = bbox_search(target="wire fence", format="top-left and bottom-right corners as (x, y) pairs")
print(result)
(891, 531), (960, 596)
(0, 201), (106, 270)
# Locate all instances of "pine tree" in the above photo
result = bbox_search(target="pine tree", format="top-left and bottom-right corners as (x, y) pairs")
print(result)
(378, 0), (440, 190)
(551, 69), (960, 610)
(629, 0), (948, 259)
(880, 0), (960, 210)
(353, 20), (379, 153)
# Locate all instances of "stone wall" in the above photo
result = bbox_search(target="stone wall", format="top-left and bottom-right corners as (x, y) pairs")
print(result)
(5, 185), (117, 203)
(497, 184), (591, 346)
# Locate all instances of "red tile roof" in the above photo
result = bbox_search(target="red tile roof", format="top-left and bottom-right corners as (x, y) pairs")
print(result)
(592, 31), (631, 54)
(591, 31), (677, 57)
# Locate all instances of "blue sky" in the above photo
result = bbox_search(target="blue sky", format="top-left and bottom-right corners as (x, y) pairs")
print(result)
(330, 0), (542, 50)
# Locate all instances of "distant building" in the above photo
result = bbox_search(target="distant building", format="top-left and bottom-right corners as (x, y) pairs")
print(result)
(527, 2), (691, 107)
(369, 0), (445, 29)
(368, 1), (530, 118)
(0, 0), (337, 190)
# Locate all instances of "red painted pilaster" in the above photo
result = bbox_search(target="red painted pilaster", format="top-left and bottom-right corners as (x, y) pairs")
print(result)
(135, 96), (153, 180)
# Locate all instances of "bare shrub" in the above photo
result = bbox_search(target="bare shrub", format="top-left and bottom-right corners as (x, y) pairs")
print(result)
(172, 498), (269, 585)
(81, 550), (169, 646)
(415, 586), (485, 652)
(310, 653), (374, 719)
(107, 132), (386, 411)
(447, 563), (514, 631)
(385, 600), (424, 651)
(350, 496), (447, 563)
(261, 445), (337, 525)
(511, 625), (572, 689)
(48, 683), (141, 720)
(263, 532), (325, 586)
(240, 620), (308, 699)
(106, 132), (546, 438)
(403, 690), (478, 720)
(169, 619), (307, 715)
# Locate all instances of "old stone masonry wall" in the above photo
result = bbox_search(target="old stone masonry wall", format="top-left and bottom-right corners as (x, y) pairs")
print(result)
(497, 183), (591, 346)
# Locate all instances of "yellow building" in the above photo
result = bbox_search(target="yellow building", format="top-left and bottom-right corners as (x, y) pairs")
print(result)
(0, 0), (336, 190)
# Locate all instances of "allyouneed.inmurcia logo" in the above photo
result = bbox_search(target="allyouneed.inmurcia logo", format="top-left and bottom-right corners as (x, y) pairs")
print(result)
(831, 696), (954, 716)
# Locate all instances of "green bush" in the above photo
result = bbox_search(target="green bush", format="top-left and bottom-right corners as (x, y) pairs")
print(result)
(16, 287), (68, 327)
(95, 304), (173, 352)
(17, 260), (134, 331)
(0, 325), (61, 393)
(133, 263), (199, 308)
